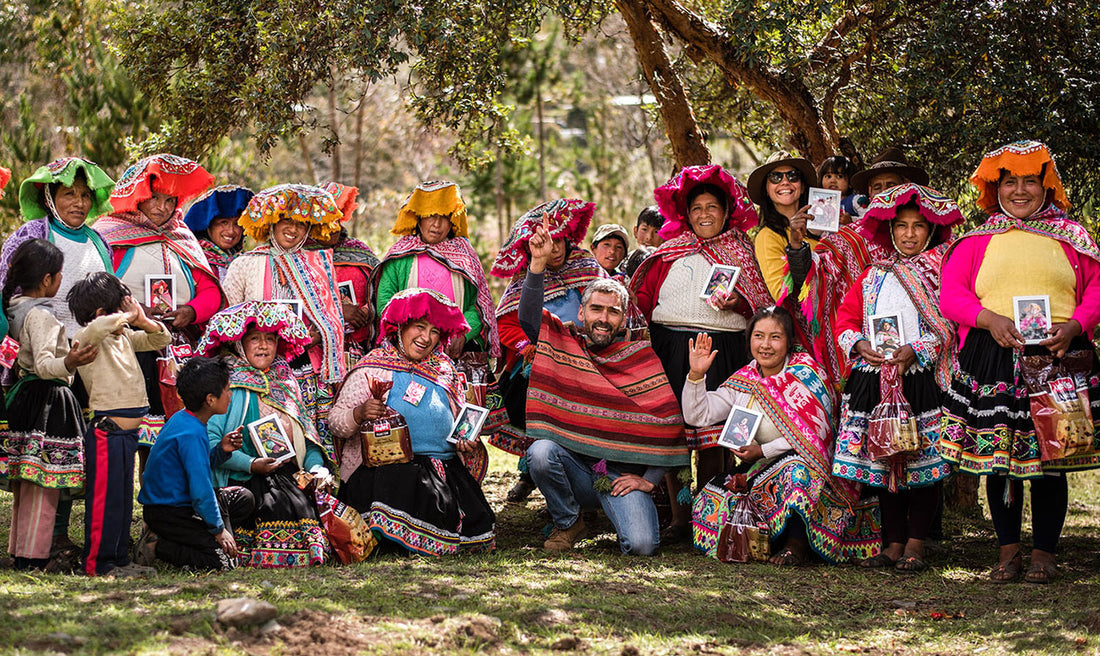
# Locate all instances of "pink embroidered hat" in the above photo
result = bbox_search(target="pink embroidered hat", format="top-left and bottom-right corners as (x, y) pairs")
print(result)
(860, 183), (964, 251)
(655, 164), (758, 240)
(491, 198), (595, 278)
(196, 301), (312, 359)
(379, 288), (470, 342)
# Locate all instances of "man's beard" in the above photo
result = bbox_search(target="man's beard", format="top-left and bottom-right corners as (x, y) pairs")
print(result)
(583, 320), (619, 348)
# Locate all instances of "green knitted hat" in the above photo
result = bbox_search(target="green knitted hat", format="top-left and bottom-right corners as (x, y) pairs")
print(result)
(19, 157), (116, 223)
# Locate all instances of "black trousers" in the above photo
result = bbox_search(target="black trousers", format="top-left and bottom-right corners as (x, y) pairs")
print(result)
(142, 486), (254, 570)
(987, 475), (1068, 553)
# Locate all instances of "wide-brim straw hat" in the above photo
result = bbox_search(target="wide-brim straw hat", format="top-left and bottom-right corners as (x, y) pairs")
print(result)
(746, 151), (819, 206)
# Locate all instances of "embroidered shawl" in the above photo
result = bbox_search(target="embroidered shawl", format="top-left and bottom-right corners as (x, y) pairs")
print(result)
(377, 235), (499, 356)
(352, 340), (465, 414)
(945, 205), (1100, 265)
(525, 311), (689, 467)
(332, 237), (380, 269)
(491, 199), (595, 278)
(96, 209), (218, 280)
(720, 352), (858, 506)
(628, 228), (774, 313)
(496, 247), (604, 317)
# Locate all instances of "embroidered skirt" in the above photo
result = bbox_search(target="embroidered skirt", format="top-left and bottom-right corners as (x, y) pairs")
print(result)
(339, 455), (496, 556)
(833, 365), (950, 488)
(235, 467), (327, 568)
(1, 379), (85, 490)
(749, 453), (881, 564)
(939, 330), (1100, 479)
(650, 323), (746, 450)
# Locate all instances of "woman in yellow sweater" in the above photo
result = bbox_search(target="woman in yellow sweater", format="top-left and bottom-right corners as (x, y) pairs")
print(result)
(747, 152), (819, 302)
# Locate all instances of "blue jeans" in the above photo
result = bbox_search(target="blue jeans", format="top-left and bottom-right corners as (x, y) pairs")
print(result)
(526, 439), (660, 556)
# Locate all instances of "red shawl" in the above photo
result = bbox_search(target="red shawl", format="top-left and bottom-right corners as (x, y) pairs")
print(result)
(96, 209), (218, 280)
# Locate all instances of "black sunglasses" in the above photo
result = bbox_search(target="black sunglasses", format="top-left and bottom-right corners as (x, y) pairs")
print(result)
(767, 170), (802, 183)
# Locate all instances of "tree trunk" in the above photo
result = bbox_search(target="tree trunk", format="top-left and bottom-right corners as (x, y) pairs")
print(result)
(639, 0), (833, 163)
(298, 134), (317, 183)
(943, 475), (980, 510)
(536, 80), (547, 199)
(328, 83), (342, 182)
(614, 0), (710, 168)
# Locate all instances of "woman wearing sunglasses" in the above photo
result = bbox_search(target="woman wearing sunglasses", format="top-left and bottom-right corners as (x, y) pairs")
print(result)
(747, 152), (819, 302)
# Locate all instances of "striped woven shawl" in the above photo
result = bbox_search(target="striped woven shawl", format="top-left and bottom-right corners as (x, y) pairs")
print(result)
(525, 311), (689, 467)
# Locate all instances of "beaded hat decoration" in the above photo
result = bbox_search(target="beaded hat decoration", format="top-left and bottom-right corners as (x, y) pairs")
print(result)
(183, 185), (254, 234)
(195, 301), (312, 360)
(320, 181), (359, 222)
(379, 287), (470, 342)
(109, 153), (214, 214)
(392, 180), (469, 238)
(861, 183), (964, 251)
(240, 183), (343, 242)
(970, 140), (1070, 213)
(655, 164), (759, 240)
(18, 157), (116, 223)
(490, 198), (595, 278)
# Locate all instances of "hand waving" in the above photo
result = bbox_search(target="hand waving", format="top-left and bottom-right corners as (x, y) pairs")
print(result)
(687, 332), (717, 381)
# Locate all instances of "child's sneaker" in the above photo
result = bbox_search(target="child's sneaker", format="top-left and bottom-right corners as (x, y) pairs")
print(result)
(108, 562), (156, 578)
(134, 525), (158, 567)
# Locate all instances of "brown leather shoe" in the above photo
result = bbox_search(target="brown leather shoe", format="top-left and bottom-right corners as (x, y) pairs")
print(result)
(543, 518), (587, 552)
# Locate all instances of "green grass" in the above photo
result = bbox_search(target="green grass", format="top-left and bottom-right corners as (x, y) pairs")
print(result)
(2, 450), (1100, 655)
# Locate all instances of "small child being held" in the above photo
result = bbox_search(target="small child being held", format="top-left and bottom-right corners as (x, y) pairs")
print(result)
(2, 239), (98, 571)
(137, 357), (251, 571)
(67, 272), (172, 577)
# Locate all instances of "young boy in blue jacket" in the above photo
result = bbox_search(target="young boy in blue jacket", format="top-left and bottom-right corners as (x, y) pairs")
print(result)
(137, 357), (252, 570)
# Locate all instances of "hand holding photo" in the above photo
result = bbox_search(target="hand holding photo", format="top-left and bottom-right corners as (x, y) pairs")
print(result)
(247, 414), (296, 465)
(337, 280), (357, 306)
(806, 187), (842, 233)
(868, 313), (905, 356)
(144, 274), (177, 314)
(718, 405), (762, 450)
(700, 264), (741, 310)
(1013, 295), (1051, 344)
(446, 403), (490, 444)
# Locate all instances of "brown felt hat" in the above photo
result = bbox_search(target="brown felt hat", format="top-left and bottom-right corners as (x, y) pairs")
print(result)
(849, 147), (930, 195)
(746, 151), (818, 205)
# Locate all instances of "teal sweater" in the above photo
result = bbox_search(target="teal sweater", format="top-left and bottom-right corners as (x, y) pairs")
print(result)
(206, 388), (325, 487)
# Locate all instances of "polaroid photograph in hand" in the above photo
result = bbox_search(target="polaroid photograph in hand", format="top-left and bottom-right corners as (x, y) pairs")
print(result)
(247, 414), (296, 465)
(145, 274), (177, 314)
(274, 298), (304, 320)
(337, 280), (357, 306)
(1013, 295), (1051, 345)
(446, 403), (490, 444)
(718, 405), (763, 450)
(807, 187), (842, 233)
(868, 312), (905, 356)
(700, 264), (741, 310)
(0, 335), (19, 369)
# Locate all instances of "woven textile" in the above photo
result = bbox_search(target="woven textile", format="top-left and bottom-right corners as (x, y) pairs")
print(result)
(491, 199), (594, 278)
(109, 154), (213, 214)
(525, 311), (689, 467)
(392, 180), (469, 238)
(196, 301), (311, 360)
(496, 247), (603, 317)
(18, 156), (116, 222)
(95, 209), (217, 281)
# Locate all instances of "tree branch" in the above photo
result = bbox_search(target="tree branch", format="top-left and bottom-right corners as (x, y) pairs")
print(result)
(807, 3), (874, 69)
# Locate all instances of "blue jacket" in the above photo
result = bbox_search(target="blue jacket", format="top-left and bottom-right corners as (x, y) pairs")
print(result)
(138, 410), (224, 533)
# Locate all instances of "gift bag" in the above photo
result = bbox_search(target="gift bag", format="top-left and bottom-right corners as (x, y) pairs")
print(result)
(360, 379), (413, 466)
(867, 364), (920, 491)
(314, 488), (376, 564)
(455, 352), (490, 406)
(716, 492), (770, 563)
(1020, 352), (1096, 462)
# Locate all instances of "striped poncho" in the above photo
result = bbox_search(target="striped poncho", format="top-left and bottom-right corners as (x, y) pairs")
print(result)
(524, 311), (690, 467)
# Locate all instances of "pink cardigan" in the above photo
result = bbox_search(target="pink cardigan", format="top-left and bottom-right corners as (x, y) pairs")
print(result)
(940, 234), (1100, 347)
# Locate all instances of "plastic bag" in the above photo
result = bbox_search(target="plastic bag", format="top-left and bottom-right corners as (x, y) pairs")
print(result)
(692, 474), (769, 562)
(1019, 352), (1096, 462)
(454, 352), (489, 406)
(716, 489), (770, 564)
(314, 488), (376, 564)
(360, 379), (413, 467)
(867, 364), (920, 491)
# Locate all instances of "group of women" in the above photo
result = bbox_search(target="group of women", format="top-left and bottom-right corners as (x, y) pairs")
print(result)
(0, 137), (1097, 582)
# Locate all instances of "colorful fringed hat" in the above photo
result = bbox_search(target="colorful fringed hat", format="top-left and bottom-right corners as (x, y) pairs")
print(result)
(392, 180), (468, 238)
(195, 301), (311, 360)
(0, 166), (11, 199)
(320, 181), (359, 222)
(655, 164), (759, 240)
(18, 157), (116, 223)
(110, 154), (214, 214)
(860, 183), (965, 251)
(491, 198), (595, 278)
(183, 185), (254, 234)
(240, 183), (343, 242)
(379, 288), (470, 342)
(970, 140), (1070, 213)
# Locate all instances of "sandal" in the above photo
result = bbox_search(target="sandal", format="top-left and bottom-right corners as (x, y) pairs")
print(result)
(989, 551), (1022, 583)
(859, 553), (897, 568)
(1025, 561), (1058, 584)
(896, 554), (928, 572)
